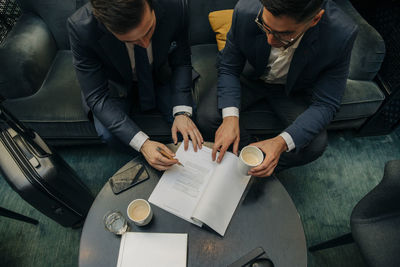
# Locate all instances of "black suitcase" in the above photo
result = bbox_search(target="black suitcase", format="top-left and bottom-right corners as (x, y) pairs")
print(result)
(0, 101), (94, 227)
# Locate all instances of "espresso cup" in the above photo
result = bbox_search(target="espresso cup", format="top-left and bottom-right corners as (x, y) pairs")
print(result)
(127, 199), (153, 226)
(238, 146), (264, 175)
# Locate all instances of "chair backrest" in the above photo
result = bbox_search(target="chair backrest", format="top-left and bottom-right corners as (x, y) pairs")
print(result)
(16, 0), (88, 50)
(188, 0), (385, 82)
(334, 0), (385, 81)
(188, 0), (238, 46)
(15, 0), (384, 81)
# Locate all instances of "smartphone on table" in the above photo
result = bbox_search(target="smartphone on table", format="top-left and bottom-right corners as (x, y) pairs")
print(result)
(109, 161), (149, 195)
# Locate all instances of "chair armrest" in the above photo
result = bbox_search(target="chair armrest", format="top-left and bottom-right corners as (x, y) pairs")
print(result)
(0, 13), (57, 99)
(336, 0), (386, 81)
(351, 160), (400, 223)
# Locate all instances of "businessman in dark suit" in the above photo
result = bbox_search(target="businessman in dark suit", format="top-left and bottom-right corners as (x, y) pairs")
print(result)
(68, 0), (203, 170)
(198, 0), (358, 177)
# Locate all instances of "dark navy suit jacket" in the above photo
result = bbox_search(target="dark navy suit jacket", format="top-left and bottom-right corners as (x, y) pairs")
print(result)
(67, 0), (192, 145)
(218, 0), (358, 150)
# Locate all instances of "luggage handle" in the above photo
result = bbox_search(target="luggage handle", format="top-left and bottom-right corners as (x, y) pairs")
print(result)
(0, 103), (48, 157)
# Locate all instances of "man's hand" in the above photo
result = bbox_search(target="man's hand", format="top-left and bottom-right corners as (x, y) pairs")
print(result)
(212, 116), (240, 163)
(140, 139), (178, 171)
(248, 136), (287, 177)
(171, 115), (204, 152)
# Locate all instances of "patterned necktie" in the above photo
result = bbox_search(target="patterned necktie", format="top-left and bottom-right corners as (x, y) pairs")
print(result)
(134, 45), (156, 111)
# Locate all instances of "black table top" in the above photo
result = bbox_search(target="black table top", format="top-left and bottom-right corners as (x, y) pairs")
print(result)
(79, 156), (307, 267)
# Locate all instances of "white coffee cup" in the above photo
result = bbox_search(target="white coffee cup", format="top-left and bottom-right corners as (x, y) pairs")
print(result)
(238, 146), (264, 175)
(127, 199), (153, 226)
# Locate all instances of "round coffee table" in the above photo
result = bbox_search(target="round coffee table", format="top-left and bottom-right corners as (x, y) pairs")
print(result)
(79, 147), (307, 267)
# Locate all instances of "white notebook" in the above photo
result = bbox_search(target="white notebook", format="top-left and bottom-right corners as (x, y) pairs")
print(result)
(149, 142), (251, 236)
(116, 232), (187, 267)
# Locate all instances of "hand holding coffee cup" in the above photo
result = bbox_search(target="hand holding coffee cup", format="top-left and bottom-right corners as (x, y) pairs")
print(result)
(127, 199), (153, 226)
(238, 146), (264, 175)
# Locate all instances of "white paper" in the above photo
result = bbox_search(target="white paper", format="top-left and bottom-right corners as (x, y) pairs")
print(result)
(149, 142), (251, 236)
(116, 232), (187, 267)
(149, 144), (215, 226)
(191, 152), (251, 236)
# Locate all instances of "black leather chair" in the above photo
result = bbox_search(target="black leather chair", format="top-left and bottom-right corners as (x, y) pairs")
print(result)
(309, 160), (400, 267)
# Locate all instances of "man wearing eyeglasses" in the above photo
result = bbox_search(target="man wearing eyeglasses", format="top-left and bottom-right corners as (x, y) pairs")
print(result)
(200, 0), (358, 177)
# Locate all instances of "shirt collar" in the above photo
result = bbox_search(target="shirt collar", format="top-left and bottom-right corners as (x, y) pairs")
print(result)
(280, 33), (304, 51)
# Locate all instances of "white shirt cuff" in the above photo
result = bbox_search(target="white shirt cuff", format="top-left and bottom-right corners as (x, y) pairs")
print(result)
(172, 105), (193, 117)
(222, 107), (239, 118)
(279, 132), (295, 152)
(129, 131), (149, 152)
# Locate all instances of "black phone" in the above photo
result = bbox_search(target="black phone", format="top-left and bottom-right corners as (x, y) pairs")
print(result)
(227, 247), (274, 267)
(109, 162), (149, 194)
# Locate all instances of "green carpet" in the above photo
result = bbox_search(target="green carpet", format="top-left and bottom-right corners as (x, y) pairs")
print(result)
(0, 128), (399, 267)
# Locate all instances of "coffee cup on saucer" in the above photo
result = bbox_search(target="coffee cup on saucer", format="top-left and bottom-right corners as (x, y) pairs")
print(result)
(127, 199), (153, 226)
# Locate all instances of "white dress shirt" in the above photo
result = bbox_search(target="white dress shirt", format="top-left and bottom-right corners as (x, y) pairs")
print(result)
(125, 42), (192, 151)
(222, 35), (304, 152)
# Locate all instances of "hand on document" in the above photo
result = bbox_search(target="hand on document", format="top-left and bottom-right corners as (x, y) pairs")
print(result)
(141, 140), (178, 171)
(248, 136), (287, 177)
(171, 114), (204, 152)
(212, 116), (240, 163)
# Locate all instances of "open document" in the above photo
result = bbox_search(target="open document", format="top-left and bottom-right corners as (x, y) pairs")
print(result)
(149, 142), (251, 236)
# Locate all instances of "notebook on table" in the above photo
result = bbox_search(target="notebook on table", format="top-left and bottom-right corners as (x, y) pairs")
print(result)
(116, 232), (188, 267)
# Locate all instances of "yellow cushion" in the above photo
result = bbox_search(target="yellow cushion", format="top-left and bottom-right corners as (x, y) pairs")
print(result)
(208, 9), (234, 51)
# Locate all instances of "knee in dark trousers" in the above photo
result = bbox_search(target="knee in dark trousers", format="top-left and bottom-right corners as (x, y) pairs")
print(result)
(94, 116), (138, 155)
(276, 130), (328, 172)
(303, 130), (328, 162)
(196, 107), (221, 142)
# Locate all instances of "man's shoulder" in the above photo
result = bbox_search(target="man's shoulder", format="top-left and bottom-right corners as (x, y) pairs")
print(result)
(234, 0), (260, 21)
(320, 0), (358, 44)
(156, 0), (183, 8)
(155, 0), (186, 20)
(67, 3), (100, 40)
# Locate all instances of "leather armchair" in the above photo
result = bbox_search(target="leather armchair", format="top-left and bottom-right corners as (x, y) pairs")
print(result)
(0, 0), (99, 145)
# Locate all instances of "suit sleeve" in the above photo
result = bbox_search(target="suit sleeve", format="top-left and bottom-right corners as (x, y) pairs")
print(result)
(284, 26), (358, 151)
(217, 7), (247, 110)
(168, 1), (193, 109)
(67, 18), (142, 145)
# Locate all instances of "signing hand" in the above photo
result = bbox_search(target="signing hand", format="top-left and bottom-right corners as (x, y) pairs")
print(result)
(248, 136), (287, 177)
(212, 116), (240, 163)
(140, 139), (178, 171)
(171, 115), (204, 152)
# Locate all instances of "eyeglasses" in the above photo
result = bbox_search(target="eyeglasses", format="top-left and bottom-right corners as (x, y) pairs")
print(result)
(255, 8), (308, 47)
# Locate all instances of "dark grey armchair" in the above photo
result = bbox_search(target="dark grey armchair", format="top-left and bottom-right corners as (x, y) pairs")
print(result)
(309, 160), (400, 267)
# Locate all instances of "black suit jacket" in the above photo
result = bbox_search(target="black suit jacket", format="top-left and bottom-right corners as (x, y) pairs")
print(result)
(218, 0), (358, 150)
(67, 0), (192, 144)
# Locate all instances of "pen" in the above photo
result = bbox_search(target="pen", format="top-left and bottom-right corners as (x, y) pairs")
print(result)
(156, 147), (184, 167)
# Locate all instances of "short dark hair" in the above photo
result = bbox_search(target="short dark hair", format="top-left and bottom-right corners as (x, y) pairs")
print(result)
(260, 0), (323, 23)
(91, 0), (154, 34)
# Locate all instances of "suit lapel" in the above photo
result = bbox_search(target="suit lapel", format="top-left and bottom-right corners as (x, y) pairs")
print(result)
(255, 33), (271, 77)
(285, 24), (320, 94)
(151, 1), (165, 70)
(98, 23), (133, 83)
